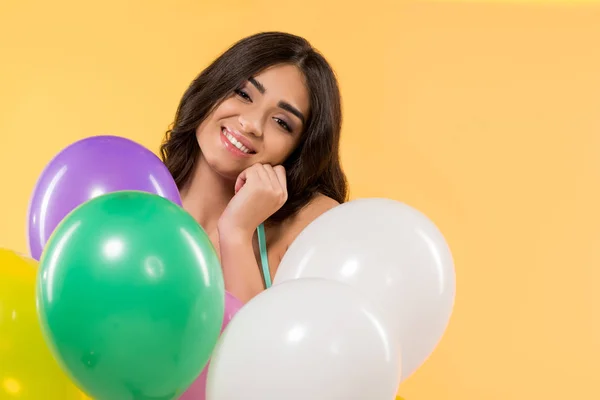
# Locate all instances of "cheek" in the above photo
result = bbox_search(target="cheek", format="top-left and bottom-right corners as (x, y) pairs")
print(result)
(196, 99), (237, 139)
(213, 98), (238, 117)
(263, 133), (300, 164)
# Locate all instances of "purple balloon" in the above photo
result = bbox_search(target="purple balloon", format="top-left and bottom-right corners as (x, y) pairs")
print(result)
(179, 292), (244, 400)
(27, 135), (182, 260)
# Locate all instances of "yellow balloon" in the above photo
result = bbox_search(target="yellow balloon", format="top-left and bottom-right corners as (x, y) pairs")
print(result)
(0, 248), (90, 399)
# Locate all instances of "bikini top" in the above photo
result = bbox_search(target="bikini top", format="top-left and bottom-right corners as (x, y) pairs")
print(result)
(257, 223), (272, 289)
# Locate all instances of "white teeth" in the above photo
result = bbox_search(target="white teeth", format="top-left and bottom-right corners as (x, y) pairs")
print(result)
(222, 129), (251, 154)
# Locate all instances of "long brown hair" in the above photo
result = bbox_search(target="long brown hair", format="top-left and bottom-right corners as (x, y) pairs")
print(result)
(160, 31), (348, 223)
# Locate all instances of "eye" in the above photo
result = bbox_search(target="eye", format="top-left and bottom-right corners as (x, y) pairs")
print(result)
(234, 89), (252, 102)
(274, 117), (292, 133)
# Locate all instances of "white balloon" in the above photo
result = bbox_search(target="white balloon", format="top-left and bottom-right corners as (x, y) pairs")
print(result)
(273, 198), (456, 381)
(205, 278), (401, 400)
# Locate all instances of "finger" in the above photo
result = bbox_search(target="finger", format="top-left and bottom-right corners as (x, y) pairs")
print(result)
(267, 165), (288, 203)
(234, 170), (247, 193)
(235, 164), (261, 193)
(253, 163), (271, 186)
(273, 165), (287, 191)
(262, 164), (282, 190)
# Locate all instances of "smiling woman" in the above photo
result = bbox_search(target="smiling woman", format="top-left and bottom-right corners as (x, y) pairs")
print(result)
(160, 31), (348, 303)
(198, 63), (309, 179)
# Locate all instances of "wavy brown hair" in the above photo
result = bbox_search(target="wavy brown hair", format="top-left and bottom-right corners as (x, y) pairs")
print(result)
(160, 31), (348, 223)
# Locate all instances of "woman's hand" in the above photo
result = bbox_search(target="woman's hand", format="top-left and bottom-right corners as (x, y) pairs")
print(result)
(218, 163), (288, 240)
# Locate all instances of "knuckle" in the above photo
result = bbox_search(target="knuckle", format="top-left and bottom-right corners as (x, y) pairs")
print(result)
(270, 188), (282, 200)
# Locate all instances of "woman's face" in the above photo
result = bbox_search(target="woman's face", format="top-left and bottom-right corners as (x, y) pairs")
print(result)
(196, 63), (310, 180)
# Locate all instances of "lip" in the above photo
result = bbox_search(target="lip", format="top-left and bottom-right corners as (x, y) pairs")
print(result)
(221, 126), (256, 153)
(220, 127), (255, 158)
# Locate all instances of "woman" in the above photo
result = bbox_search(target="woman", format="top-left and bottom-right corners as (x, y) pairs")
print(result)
(160, 31), (348, 303)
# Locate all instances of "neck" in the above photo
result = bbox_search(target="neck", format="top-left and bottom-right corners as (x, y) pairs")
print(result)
(180, 154), (235, 235)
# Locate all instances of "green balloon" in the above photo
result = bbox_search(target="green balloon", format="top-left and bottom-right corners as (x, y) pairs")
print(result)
(36, 191), (225, 400)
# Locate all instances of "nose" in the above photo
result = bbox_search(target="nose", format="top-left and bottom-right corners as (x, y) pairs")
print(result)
(238, 111), (263, 137)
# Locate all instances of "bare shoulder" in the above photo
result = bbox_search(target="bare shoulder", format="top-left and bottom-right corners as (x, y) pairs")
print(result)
(277, 194), (340, 251)
(264, 194), (340, 275)
(287, 194), (339, 233)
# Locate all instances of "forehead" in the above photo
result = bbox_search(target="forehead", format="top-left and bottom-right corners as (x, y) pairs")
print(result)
(252, 64), (310, 116)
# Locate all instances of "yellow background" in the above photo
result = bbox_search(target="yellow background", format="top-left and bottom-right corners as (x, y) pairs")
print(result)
(1, 1), (599, 399)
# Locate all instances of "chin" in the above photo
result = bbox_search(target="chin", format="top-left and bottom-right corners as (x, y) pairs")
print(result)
(197, 138), (245, 180)
(204, 154), (247, 181)
(216, 165), (244, 181)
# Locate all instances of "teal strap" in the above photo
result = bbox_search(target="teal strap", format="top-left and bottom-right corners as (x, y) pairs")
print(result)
(257, 223), (272, 289)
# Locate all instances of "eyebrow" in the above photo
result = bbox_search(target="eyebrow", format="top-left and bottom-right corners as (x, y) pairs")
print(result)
(278, 101), (306, 124)
(248, 77), (265, 94)
(248, 77), (306, 125)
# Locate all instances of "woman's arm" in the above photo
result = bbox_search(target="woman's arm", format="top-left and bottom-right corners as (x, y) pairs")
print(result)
(217, 227), (264, 303)
(217, 162), (340, 303)
(218, 194), (339, 303)
(217, 163), (287, 303)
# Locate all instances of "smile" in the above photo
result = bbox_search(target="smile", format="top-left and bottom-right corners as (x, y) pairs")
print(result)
(221, 127), (256, 156)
